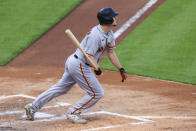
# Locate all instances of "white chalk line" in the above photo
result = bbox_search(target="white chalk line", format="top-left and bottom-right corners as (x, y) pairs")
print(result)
(81, 111), (153, 131)
(0, 101), (70, 127)
(0, 115), (67, 127)
(1, 110), (196, 130)
(0, 94), (36, 100)
(81, 112), (196, 131)
(192, 93), (196, 95)
(81, 123), (130, 131)
(0, 111), (153, 128)
(114, 0), (158, 39)
(0, 102), (71, 116)
(84, 111), (152, 122)
(140, 116), (196, 119)
(42, 102), (71, 109)
(0, 110), (23, 116)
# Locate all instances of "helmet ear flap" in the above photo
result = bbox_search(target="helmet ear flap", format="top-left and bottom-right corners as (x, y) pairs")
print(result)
(103, 16), (114, 24)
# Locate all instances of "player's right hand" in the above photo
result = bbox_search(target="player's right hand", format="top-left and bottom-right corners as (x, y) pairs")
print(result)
(94, 68), (102, 75)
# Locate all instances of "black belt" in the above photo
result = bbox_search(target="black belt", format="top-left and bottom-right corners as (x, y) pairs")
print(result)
(74, 54), (91, 67)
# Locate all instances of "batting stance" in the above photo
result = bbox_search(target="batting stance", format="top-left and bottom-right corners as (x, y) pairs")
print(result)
(25, 7), (127, 124)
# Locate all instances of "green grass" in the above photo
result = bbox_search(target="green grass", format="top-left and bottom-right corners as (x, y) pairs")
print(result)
(0, 0), (82, 65)
(100, 0), (196, 85)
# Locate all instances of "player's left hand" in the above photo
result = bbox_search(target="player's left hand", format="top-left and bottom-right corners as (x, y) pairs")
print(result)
(119, 68), (127, 82)
(94, 68), (102, 75)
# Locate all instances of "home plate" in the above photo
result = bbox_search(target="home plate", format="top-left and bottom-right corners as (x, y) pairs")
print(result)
(22, 112), (56, 119)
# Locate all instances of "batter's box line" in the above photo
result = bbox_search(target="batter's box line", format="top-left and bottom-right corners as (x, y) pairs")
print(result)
(0, 94), (36, 100)
(84, 111), (153, 122)
(1, 110), (196, 130)
(82, 111), (196, 131)
(80, 111), (153, 131)
(0, 110), (153, 129)
(0, 102), (71, 116)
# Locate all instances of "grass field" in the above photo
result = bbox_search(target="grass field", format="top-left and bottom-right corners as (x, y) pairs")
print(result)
(100, 0), (196, 84)
(0, 0), (82, 66)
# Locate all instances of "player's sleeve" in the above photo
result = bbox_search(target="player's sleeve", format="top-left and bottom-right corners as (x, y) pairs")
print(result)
(84, 34), (99, 56)
(107, 32), (116, 49)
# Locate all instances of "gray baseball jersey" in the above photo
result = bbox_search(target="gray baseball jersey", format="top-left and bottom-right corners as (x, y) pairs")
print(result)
(31, 24), (115, 116)
(75, 24), (116, 63)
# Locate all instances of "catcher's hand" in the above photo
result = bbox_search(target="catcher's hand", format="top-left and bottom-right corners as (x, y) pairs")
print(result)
(119, 68), (127, 82)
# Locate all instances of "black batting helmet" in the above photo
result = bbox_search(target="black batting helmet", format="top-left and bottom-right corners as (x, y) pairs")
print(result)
(97, 7), (119, 25)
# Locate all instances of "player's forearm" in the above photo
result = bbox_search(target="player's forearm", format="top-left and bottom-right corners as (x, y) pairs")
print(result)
(108, 49), (122, 69)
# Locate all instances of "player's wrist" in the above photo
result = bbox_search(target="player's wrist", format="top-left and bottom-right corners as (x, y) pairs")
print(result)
(119, 67), (125, 72)
(118, 66), (123, 70)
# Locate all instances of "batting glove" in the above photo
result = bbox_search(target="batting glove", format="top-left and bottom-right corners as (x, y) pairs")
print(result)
(94, 68), (102, 76)
(119, 68), (127, 82)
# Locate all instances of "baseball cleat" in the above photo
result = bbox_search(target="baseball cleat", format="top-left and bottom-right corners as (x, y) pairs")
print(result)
(66, 113), (87, 124)
(24, 103), (35, 121)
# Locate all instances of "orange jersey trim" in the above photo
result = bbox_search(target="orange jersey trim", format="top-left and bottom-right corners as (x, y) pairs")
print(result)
(108, 45), (116, 48)
(86, 52), (94, 57)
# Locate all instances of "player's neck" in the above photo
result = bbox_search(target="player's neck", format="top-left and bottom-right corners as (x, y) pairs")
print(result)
(100, 25), (112, 34)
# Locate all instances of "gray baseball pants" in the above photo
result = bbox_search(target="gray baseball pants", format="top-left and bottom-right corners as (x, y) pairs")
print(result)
(31, 54), (104, 114)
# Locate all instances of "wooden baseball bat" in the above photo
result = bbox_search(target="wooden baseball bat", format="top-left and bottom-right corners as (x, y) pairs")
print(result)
(65, 29), (99, 71)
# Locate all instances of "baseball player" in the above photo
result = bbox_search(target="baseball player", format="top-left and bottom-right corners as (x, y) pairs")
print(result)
(25, 7), (127, 124)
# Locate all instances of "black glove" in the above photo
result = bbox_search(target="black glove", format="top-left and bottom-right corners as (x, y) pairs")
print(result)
(119, 68), (127, 82)
(94, 68), (102, 75)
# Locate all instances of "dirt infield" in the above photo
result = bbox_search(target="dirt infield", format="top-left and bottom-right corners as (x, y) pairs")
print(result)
(1, 0), (196, 130)
(0, 67), (196, 130)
